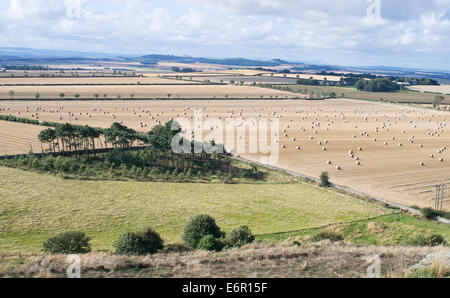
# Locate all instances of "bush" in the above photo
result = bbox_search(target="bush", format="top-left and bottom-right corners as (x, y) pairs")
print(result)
(311, 231), (343, 242)
(225, 226), (255, 248)
(406, 233), (447, 247)
(182, 214), (224, 249)
(115, 228), (164, 256)
(320, 172), (330, 187)
(31, 158), (41, 169)
(115, 232), (140, 256)
(421, 208), (443, 220)
(43, 231), (91, 254)
(197, 235), (224, 252)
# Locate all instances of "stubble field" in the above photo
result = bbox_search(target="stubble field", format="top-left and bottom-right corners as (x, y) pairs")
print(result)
(0, 85), (297, 99)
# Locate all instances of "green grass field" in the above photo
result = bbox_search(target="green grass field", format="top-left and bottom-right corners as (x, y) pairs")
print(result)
(0, 166), (389, 254)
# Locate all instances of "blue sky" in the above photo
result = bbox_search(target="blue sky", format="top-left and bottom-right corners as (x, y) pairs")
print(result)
(0, 0), (449, 70)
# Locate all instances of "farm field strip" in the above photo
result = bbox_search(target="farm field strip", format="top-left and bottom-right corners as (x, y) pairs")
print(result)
(262, 73), (344, 82)
(408, 85), (450, 94)
(0, 77), (203, 86)
(0, 85), (298, 99)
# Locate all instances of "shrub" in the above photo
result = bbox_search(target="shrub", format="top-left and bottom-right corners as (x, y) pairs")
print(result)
(421, 208), (443, 220)
(406, 233), (447, 247)
(182, 214), (224, 249)
(320, 172), (330, 187)
(31, 158), (41, 169)
(115, 228), (164, 256)
(43, 231), (91, 254)
(225, 226), (255, 248)
(197, 235), (224, 252)
(115, 232), (140, 256)
(311, 231), (343, 242)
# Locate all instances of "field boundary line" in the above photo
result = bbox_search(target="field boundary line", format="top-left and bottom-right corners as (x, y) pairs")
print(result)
(232, 156), (450, 224)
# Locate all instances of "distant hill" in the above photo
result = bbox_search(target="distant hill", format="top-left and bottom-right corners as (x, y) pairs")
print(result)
(0, 47), (448, 82)
(137, 54), (290, 67)
(0, 47), (132, 59)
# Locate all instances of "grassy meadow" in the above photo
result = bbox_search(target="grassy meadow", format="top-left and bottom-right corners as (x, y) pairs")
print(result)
(0, 166), (389, 254)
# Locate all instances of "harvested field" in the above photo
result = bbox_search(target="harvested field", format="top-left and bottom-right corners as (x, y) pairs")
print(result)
(0, 99), (449, 209)
(264, 73), (344, 82)
(0, 77), (202, 86)
(185, 75), (300, 85)
(408, 85), (450, 94)
(0, 71), (133, 78)
(0, 85), (297, 99)
(0, 121), (44, 155)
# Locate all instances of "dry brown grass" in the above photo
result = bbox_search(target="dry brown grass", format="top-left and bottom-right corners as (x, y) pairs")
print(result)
(0, 242), (443, 278)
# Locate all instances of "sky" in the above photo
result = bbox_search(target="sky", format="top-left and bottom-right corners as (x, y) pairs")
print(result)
(0, 0), (449, 70)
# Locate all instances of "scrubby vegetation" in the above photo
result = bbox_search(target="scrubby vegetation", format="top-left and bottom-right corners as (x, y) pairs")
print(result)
(320, 172), (330, 187)
(42, 231), (91, 254)
(197, 235), (225, 252)
(421, 208), (450, 220)
(182, 214), (224, 249)
(405, 233), (447, 247)
(115, 228), (164, 256)
(224, 226), (256, 248)
(311, 231), (343, 242)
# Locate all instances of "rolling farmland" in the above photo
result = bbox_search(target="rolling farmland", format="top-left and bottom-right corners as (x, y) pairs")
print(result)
(0, 98), (449, 209)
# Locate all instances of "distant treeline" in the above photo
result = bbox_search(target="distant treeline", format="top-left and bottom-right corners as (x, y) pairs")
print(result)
(171, 67), (200, 73)
(2, 65), (51, 71)
(395, 77), (439, 85)
(318, 71), (439, 86)
(138, 54), (286, 67)
(355, 78), (400, 92)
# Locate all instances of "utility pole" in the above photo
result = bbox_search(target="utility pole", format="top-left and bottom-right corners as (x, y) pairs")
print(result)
(435, 184), (445, 211)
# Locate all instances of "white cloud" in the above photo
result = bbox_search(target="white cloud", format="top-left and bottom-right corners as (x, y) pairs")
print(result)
(0, 0), (449, 69)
